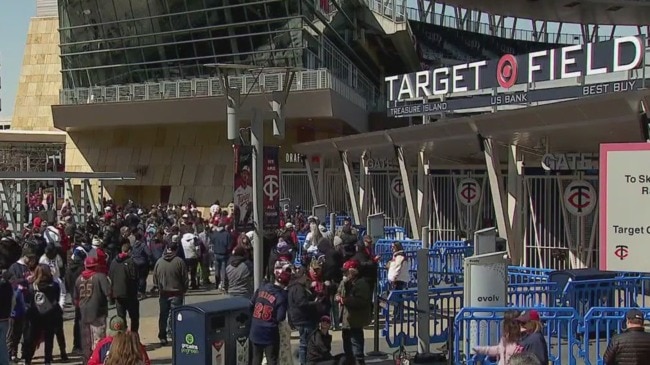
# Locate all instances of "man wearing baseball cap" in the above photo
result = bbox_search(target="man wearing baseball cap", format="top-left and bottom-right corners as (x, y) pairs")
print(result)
(336, 259), (372, 365)
(88, 316), (151, 365)
(603, 308), (650, 365)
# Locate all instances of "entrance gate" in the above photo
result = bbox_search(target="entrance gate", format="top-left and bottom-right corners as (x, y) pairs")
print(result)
(280, 169), (350, 215)
(428, 171), (497, 242)
(523, 174), (599, 270)
(364, 170), (410, 229)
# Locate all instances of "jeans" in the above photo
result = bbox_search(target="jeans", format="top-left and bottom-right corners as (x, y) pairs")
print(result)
(158, 295), (184, 340)
(0, 320), (9, 365)
(342, 328), (365, 361)
(297, 324), (316, 365)
(116, 297), (140, 332)
(251, 339), (280, 365)
(185, 258), (199, 288)
(7, 317), (25, 358)
(136, 264), (149, 294)
(72, 307), (81, 350)
(25, 311), (63, 364)
(214, 254), (228, 289)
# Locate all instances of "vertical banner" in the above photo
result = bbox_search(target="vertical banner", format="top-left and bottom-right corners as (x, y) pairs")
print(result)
(263, 146), (281, 229)
(233, 145), (254, 232)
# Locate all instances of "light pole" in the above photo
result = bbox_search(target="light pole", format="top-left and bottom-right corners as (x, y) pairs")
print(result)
(205, 63), (298, 289)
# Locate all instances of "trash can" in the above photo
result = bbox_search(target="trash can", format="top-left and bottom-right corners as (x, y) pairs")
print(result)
(172, 296), (251, 365)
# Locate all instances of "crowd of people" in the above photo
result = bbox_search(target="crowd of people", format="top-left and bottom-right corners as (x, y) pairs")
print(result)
(0, 194), (647, 365)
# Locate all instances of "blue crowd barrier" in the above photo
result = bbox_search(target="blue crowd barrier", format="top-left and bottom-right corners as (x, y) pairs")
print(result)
(384, 226), (407, 240)
(381, 287), (463, 348)
(453, 306), (581, 365)
(578, 307), (650, 365)
(508, 266), (553, 283)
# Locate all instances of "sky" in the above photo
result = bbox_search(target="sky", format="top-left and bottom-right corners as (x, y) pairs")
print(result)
(0, 1), (35, 119)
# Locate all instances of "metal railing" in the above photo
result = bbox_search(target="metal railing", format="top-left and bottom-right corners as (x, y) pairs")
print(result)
(58, 69), (368, 110)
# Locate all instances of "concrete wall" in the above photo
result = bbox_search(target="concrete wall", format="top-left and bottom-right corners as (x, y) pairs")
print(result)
(11, 16), (61, 131)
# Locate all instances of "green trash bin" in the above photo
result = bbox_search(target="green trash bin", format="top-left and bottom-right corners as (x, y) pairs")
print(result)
(172, 296), (251, 365)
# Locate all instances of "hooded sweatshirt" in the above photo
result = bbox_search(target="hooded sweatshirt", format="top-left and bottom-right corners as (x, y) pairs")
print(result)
(226, 255), (253, 298)
(387, 250), (409, 283)
(108, 253), (138, 299)
(74, 267), (111, 323)
(153, 249), (188, 297)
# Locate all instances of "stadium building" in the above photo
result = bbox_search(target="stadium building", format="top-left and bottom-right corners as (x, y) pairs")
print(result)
(7, 0), (650, 268)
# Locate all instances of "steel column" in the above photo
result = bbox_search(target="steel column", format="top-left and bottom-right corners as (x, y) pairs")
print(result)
(317, 156), (325, 204)
(417, 149), (429, 231)
(482, 138), (516, 262)
(0, 182), (16, 232)
(84, 179), (98, 220)
(395, 146), (420, 239)
(340, 150), (361, 225)
(80, 181), (87, 224)
(359, 151), (369, 224)
(250, 108), (265, 290)
(15, 181), (24, 231)
(507, 145), (524, 265)
(304, 157), (320, 205)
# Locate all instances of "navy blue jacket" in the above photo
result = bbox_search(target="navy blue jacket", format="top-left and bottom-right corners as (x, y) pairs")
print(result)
(210, 230), (231, 256)
(249, 283), (288, 346)
(519, 331), (549, 364)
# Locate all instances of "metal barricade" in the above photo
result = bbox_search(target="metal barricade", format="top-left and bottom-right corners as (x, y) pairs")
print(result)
(508, 266), (552, 284)
(578, 307), (650, 365)
(508, 282), (557, 307)
(382, 287), (463, 348)
(454, 307), (581, 365)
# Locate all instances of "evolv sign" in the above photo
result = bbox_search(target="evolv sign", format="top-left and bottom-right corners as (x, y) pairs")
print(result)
(386, 36), (644, 102)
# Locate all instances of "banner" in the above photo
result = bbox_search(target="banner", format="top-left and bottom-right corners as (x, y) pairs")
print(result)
(233, 145), (253, 232)
(263, 146), (280, 229)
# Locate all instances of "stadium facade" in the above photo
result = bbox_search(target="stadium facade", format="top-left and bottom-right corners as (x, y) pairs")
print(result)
(10, 0), (630, 208)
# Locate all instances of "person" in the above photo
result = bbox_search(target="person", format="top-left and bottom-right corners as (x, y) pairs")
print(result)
(337, 259), (373, 365)
(88, 316), (151, 365)
(39, 243), (66, 307)
(109, 243), (140, 332)
(473, 310), (524, 365)
(210, 222), (231, 291)
(250, 271), (291, 365)
(65, 242), (87, 354)
(130, 231), (153, 298)
(22, 265), (64, 365)
(180, 233), (199, 290)
(517, 310), (549, 365)
(74, 256), (112, 363)
(307, 316), (344, 365)
(386, 241), (409, 291)
(153, 242), (188, 346)
(509, 352), (542, 365)
(288, 267), (321, 365)
(0, 269), (11, 365)
(226, 245), (253, 298)
(103, 331), (149, 365)
(603, 308), (650, 365)
(7, 249), (38, 362)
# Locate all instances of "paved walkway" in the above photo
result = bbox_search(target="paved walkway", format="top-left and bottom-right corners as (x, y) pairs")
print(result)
(29, 286), (420, 365)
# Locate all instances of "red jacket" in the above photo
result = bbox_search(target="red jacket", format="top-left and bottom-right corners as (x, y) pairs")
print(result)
(95, 247), (108, 274)
(88, 335), (151, 365)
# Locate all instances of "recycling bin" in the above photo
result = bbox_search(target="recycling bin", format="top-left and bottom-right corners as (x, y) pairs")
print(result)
(172, 296), (251, 365)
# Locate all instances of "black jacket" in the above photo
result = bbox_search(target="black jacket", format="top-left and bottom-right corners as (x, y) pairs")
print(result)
(519, 331), (549, 364)
(65, 257), (85, 297)
(0, 276), (13, 319)
(306, 328), (333, 364)
(604, 327), (650, 365)
(109, 254), (138, 299)
(287, 276), (320, 327)
(317, 241), (343, 285)
(352, 250), (378, 282)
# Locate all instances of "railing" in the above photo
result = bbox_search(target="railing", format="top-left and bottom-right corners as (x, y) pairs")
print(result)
(58, 69), (368, 110)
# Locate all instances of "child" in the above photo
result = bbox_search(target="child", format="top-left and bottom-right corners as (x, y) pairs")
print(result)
(472, 310), (524, 365)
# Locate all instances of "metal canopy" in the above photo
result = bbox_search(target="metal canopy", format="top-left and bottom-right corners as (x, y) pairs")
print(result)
(294, 90), (648, 163)
(437, 0), (650, 26)
(0, 172), (137, 181)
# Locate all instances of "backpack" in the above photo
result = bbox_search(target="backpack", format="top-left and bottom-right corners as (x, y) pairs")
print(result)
(33, 283), (54, 314)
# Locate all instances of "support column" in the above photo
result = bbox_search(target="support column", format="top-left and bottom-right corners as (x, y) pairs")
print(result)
(84, 179), (98, 219)
(317, 156), (325, 206)
(15, 181), (25, 231)
(340, 150), (361, 225)
(359, 151), (369, 224)
(395, 146), (420, 240)
(251, 108), (265, 290)
(507, 145), (524, 266)
(79, 180), (88, 225)
(0, 182), (16, 231)
(482, 137), (517, 262)
(417, 149), (429, 232)
(304, 157), (320, 205)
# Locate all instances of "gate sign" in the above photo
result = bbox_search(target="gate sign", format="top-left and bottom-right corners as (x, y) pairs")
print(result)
(563, 180), (597, 216)
(600, 143), (650, 272)
(457, 178), (481, 206)
(391, 176), (405, 199)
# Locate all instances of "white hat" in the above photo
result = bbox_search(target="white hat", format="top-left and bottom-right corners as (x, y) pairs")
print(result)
(181, 233), (196, 246)
(245, 231), (255, 240)
(285, 222), (294, 229)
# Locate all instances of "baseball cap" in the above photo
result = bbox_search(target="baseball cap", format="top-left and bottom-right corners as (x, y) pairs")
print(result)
(108, 315), (127, 335)
(320, 315), (332, 323)
(626, 308), (644, 321)
(342, 259), (359, 271)
(516, 310), (541, 323)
